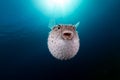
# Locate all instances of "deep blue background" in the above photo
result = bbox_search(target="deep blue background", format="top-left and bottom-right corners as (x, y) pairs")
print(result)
(0, 0), (119, 80)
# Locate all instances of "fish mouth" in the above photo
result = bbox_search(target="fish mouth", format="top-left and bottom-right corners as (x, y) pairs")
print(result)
(62, 31), (73, 40)
(64, 33), (71, 36)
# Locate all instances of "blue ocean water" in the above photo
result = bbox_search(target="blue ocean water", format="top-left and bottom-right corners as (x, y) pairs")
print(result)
(0, 0), (118, 79)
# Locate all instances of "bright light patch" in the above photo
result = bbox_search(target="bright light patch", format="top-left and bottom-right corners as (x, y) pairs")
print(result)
(46, 0), (69, 10)
(50, 0), (69, 7)
(33, 0), (81, 17)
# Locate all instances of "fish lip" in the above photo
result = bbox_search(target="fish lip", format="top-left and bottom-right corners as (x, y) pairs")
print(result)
(62, 31), (74, 40)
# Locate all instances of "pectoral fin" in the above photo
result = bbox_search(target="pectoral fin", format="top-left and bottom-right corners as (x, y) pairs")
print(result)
(74, 22), (80, 28)
(48, 19), (56, 29)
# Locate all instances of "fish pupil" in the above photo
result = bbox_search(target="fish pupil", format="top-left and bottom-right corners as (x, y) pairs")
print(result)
(58, 27), (60, 29)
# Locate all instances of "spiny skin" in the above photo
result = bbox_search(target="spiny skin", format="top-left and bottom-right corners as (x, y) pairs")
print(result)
(48, 24), (80, 60)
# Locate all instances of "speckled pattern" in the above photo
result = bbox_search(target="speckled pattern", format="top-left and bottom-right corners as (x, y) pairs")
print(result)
(48, 25), (80, 60)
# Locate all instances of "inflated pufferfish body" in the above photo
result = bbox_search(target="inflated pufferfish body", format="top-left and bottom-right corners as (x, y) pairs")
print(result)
(48, 22), (80, 60)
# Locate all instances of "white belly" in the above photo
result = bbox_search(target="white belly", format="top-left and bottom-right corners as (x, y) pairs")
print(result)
(48, 35), (80, 60)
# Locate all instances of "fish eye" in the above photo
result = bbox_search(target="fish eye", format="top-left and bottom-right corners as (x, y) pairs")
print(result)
(73, 27), (76, 30)
(52, 26), (61, 31)
(57, 25), (61, 29)
(58, 26), (60, 29)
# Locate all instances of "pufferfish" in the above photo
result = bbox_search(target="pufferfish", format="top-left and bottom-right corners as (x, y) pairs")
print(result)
(48, 22), (80, 60)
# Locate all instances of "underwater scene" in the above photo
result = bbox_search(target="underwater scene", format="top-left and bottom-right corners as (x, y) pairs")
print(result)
(0, 0), (118, 80)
